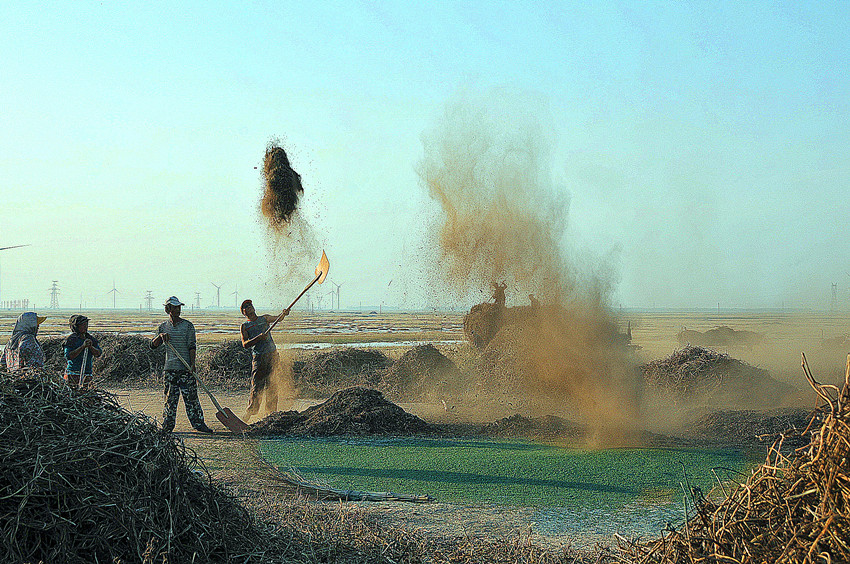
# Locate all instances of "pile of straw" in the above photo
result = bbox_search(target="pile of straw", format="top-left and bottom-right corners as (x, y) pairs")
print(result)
(40, 334), (165, 384)
(380, 344), (463, 400)
(618, 354), (850, 563)
(0, 369), (285, 563)
(261, 143), (303, 228)
(197, 340), (251, 390)
(294, 348), (390, 398)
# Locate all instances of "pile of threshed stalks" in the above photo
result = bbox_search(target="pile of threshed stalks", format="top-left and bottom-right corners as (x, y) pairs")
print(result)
(617, 354), (850, 564)
(0, 368), (293, 563)
(641, 345), (797, 407)
(41, 334), (165, 384)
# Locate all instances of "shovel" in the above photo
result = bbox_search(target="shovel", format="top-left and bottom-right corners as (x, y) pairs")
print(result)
(164, 341), (249, 433)
(266, 250), (330, 333)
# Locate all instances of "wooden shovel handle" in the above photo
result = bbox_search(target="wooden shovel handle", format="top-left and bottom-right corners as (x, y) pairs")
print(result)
(267, 271), (322, 333)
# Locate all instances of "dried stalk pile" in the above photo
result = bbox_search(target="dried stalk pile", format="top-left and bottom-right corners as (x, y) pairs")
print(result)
(617, 353), (850, 563)
(0, 369), (288, 563)
(641, 346), (794, 407)
(380, 344), (463, 400)
(197, 340), (252, 390)
(41, 334), (165, 384)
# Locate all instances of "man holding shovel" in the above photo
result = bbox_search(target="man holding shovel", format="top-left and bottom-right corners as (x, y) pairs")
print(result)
(150, 296), (214, 434)
(240, 299), (288, 421)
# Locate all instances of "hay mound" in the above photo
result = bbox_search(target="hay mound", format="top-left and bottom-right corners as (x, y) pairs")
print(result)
(41, 334), (164, 384)
(480, 324), (538, 391)
(261, 143), (303, 227)
(463, 302), (501, 348)
(618, 359), (850, 563)
(380, 344), (463, 400)
(482, 414), (584, 439)
(677, 325), (764, 347)
(294, 348), (391, 398)
(248, 386), (436, 437)
(641, 346), (796, 407)
(197, 340), (252, 390)
(0, 369), (282, 563)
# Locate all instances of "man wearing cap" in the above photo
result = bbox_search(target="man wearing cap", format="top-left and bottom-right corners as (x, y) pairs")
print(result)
(1, 312), (46, 372)
(63, 314), (102, 388)
(150, 296), (214, 433)
(240, 299), (288, 420)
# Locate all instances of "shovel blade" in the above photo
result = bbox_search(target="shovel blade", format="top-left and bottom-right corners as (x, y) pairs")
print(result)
(216, 407), (250, 433)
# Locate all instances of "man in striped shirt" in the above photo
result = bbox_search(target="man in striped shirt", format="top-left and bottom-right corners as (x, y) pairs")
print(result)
(150, 296), (214, 433)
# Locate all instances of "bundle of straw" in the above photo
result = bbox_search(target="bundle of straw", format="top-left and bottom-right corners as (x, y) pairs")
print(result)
(618, 353), (850, 563)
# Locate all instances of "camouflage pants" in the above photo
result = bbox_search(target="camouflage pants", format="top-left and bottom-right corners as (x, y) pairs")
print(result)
(162, 370), (206, 432)
(246, 351), (279, 416)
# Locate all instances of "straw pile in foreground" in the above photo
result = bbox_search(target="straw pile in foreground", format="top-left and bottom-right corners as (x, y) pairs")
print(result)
(618, 353), (850, 563)
(0, 369), (290, 563)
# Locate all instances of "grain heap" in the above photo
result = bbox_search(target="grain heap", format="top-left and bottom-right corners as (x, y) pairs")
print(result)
(618, 356), (850, 563)
(261, 142), (303, 228)
(0, 369), (288, 563)
(248, 386), (436, 437)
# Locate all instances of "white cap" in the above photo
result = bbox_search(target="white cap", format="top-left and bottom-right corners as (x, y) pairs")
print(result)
(163, 296), (185, 307)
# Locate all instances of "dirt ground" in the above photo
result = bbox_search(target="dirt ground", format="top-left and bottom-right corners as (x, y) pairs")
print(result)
(108, 385), (585, 549)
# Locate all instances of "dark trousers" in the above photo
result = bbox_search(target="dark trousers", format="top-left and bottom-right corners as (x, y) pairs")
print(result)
(246, 351), (279, 416)
(162, 370), (206, 432)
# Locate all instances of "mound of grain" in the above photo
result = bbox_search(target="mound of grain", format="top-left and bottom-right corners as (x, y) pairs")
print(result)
(197, 340), (251, 390)
(294, 348), (391, 398)
(380, 344), (464, 400)
(642, 346), (796, 408)
(248, 386), (436, 437)
(0, 369), (288, 563)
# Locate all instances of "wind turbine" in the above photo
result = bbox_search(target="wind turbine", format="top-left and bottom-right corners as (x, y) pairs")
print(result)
(107, 280), (119, 309)
(231, 284), (239, 308)
(0, 244), (30, 306)
(330, 280), (343, 310)
(211, 283), (222, 308)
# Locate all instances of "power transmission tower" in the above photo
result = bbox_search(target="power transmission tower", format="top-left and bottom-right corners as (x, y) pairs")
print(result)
(107, 280), (119, 309)
(144, 291), (154, 311)
(49, 280), (60, 309)
(195, 291), (201, 309)
(316, 294), (324, 310)
(211, 283), (222, 308)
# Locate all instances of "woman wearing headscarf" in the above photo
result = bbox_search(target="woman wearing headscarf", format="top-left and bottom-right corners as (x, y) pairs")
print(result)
(1, 312), (46, 372)
(64, 314), (101, 388)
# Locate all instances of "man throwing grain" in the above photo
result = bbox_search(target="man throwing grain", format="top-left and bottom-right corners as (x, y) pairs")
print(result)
(240, 299), (287, 421)
(150, 296), (214, 434)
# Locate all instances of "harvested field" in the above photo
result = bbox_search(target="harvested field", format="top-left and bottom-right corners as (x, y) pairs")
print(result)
(380, 343), (464, 401)
(248, 386), (436, 437)
(641, 345), (798, 408)
(293, 348), (391, 398)
(617, 356), (850, 563)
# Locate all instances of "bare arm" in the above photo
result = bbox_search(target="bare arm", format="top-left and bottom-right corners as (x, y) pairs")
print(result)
(241, 324), (268, 349)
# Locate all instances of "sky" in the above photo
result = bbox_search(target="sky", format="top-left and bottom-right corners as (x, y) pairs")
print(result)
(1, 1), (848, 312)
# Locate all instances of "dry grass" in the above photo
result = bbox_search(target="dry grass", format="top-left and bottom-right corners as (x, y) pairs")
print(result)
(616, 353), (850, 563)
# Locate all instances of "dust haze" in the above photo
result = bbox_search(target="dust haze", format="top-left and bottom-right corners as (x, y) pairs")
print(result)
(418, 89), (642, 435)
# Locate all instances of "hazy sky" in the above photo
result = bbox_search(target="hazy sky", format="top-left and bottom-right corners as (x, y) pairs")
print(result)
(1, 1), (848, 311)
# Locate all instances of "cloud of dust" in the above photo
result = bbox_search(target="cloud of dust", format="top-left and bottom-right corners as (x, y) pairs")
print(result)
(418, 89), (643, 438)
